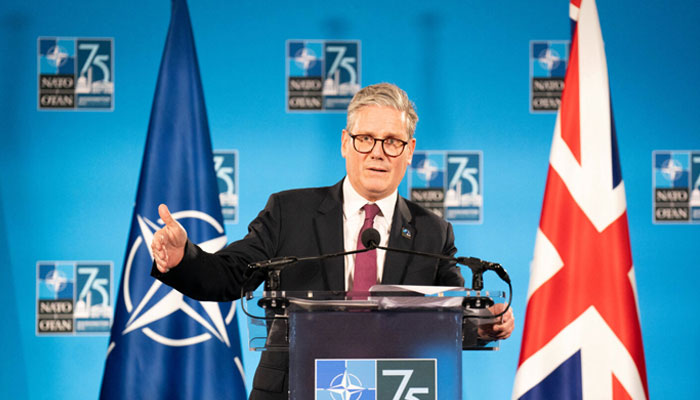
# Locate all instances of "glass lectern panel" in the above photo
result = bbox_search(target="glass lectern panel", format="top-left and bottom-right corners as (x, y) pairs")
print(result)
(242, 285), (506, 351)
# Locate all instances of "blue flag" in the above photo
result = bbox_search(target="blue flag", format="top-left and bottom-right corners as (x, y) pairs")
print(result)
(99, 0), (247, 398)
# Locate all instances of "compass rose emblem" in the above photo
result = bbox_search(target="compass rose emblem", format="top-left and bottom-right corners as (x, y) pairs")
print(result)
(112, 210), (233, 349)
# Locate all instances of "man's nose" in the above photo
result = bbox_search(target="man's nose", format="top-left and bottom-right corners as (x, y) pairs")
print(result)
(370, 140), (385, 158)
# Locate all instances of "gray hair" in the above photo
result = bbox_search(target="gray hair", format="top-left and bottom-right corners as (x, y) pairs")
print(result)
(346, 83), (418, 139)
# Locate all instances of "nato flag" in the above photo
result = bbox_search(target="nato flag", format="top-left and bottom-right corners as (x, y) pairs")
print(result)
(99, 0), (246, 398)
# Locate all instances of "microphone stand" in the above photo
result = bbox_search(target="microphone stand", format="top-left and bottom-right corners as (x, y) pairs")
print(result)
(248, 247), (377, 291)
(241, 246), (378, 320)
(243, 232), (512, 319)
(367, 244), (509, 291)
(364, 240), (512, 318)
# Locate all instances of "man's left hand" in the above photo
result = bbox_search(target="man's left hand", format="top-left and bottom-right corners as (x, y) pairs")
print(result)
(478, 303), (515, 340)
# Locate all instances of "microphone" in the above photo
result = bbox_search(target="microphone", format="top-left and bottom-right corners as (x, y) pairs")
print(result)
(248, 227), (511, 291)
(457, 257), (511, 284)
(361, 228), (381, 249)
(484, 262), (510, 284)
(361, 228), (511, 289)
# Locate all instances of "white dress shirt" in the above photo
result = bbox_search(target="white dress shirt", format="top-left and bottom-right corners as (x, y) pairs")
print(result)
(342, 178), (397, 291)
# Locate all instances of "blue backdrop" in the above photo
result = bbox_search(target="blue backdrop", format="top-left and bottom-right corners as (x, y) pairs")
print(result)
(1, 0), (698, 399)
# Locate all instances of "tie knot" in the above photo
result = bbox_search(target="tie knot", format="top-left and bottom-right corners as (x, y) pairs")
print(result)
(362, 203), (381, 222)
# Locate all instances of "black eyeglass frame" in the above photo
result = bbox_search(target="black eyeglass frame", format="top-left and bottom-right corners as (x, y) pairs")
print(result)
(347, 133), (409, 157)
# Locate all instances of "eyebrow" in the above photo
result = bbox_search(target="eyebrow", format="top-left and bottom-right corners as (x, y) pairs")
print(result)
(354, 132), (408, 141)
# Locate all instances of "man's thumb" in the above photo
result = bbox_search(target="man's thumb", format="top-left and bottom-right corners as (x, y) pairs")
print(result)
(158, 204), (176, 227)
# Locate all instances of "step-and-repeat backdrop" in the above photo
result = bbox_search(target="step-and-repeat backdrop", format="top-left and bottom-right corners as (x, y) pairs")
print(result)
(1, 0), (698, 399)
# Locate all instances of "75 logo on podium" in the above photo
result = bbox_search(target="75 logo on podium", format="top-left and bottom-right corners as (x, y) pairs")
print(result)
(315, 358), (436, 400)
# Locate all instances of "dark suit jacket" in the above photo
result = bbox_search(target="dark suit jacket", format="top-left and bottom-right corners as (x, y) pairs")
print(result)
(153, 179), (464, 399)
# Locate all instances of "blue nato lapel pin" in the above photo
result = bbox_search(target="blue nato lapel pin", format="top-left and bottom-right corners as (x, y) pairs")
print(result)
(401, 226), (412, 239)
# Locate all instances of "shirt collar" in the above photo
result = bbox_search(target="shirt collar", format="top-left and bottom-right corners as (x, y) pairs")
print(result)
(342, 177), (397, 223)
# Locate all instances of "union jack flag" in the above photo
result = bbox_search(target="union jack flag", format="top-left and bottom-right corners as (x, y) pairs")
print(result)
(513, 1), (649, 399)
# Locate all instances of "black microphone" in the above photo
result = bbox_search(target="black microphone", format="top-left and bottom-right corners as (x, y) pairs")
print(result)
(361, 228), (381, 249)
(361, 228), (511, 289)
(457, 257), (511, 284)
(484, 262), (510, 284)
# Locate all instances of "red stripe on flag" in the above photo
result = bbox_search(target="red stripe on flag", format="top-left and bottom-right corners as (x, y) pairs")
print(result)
(613, 373), (634, 400)
(560, 31), (581, 164)
(518, 167), (648, 396)
(570, 0), (582, 8)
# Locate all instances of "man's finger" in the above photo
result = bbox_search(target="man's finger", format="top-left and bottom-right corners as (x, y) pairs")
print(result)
(158, 204), (177, 227)
(156, 262), (169, 274)
(154, 252), (167, 272)
(153, 229), (166, 249)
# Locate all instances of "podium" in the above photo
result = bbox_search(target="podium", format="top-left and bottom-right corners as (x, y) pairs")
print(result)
(244, 286), (503, 399)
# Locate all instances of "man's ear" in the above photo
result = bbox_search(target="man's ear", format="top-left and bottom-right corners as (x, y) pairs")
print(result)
(341, 129), (350, 158)
(405, 138), (416, 165)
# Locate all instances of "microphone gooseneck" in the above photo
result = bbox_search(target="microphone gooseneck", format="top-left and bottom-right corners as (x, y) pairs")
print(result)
(244, 226), (512, 317)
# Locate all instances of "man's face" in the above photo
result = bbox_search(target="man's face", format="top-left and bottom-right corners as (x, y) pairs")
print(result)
(342, 105), (416, 202)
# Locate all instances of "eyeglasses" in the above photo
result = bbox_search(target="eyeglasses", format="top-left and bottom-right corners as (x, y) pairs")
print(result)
(348, 133), (409, 157)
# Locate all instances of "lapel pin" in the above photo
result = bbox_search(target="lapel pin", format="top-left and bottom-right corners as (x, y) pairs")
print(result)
(401, 227), (412, 239)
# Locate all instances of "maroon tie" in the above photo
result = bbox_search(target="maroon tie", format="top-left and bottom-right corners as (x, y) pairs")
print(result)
(352, 203), (381, 294)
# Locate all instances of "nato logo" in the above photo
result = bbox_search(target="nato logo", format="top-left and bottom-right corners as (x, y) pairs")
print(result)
(408, 151), (482, 223)
(653, 150), (700, 223)
(287, 40), (361, 112)
(316, 360), (376, 400)
(37, 37), (113, 110)
(214, 150), (238, 224)
(409, 152), (446, 218)
(38, 38), (76, 108)
(115, 211), (238, 350)
(316, 359), (436, 400)
(36, 261), (112, 335)
(530, 40), (569, 112)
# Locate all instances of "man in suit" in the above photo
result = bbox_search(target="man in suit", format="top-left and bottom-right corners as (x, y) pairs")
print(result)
(151, 83), (514, 399)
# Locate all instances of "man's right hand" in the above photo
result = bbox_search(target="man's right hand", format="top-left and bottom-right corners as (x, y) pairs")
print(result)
(152, 204), (188, 273)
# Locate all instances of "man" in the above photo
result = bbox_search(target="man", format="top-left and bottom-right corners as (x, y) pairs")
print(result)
(151, 83), (514, 399)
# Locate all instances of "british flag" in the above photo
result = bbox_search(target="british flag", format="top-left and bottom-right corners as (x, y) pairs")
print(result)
(512, 1), (649, 399)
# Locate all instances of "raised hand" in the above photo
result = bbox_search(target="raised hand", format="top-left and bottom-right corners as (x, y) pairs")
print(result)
(151, 204), (188, 273)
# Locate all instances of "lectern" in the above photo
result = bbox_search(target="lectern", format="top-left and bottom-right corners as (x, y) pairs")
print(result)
(244, 286), (503, 400)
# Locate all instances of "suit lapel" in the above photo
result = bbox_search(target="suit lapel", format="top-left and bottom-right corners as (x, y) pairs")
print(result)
(382, 196), (415, 285)
(313, 181), (345, 291)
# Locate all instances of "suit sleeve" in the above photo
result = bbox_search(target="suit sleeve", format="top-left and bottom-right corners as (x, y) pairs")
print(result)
(151, 194), (283, 301)
(435, 222), (465, 287)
